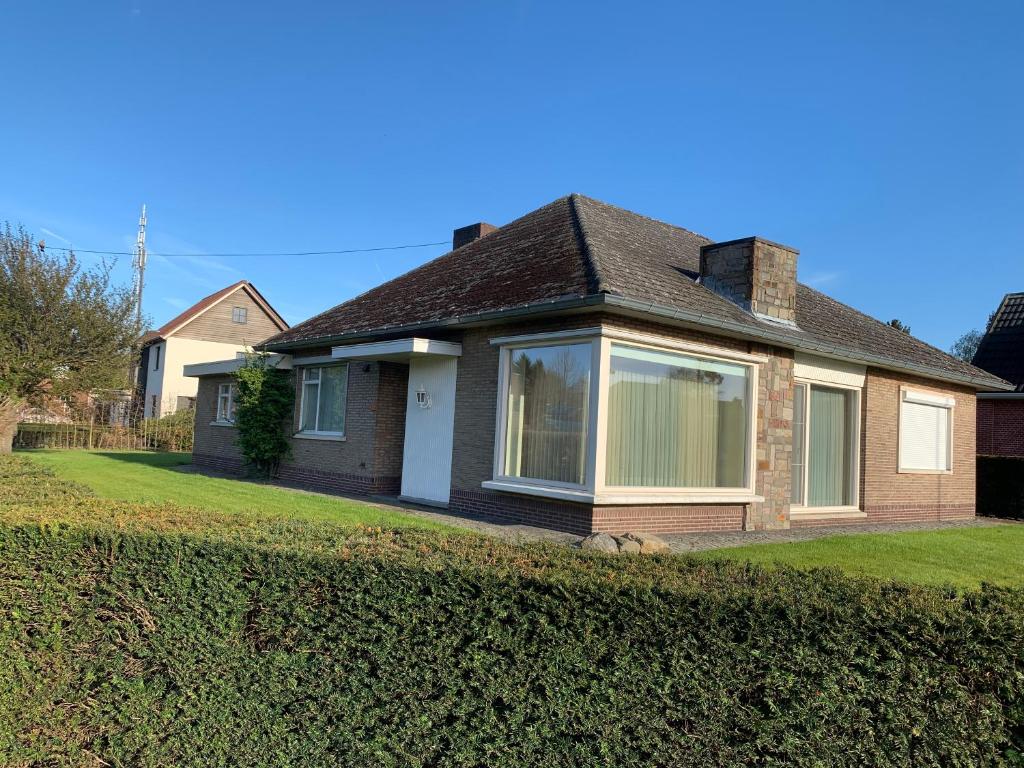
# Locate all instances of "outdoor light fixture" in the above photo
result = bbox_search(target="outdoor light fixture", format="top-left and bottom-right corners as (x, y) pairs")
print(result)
(415, 387), (431, 409)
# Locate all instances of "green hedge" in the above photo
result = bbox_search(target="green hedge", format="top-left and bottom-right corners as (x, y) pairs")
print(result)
(1, 456), (1023, 766)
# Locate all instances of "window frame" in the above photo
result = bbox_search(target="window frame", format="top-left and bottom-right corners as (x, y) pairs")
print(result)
(231, 306), (248, 324)
(485, 327), (763, 505)
(152, 344), (161, 371)
(897, 387), (954, 475)
(214, 382), (237, 425)
(789, 379), (862, 515)
(296, 364), (349, 438)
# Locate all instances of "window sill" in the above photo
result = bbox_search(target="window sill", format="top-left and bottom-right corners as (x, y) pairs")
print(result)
(482, 480), (764, 506)
(292, 432), (346, 442)
(209, 421), (236, 428)
(790, 507), (866, 521)
(897, 468), (952, 475)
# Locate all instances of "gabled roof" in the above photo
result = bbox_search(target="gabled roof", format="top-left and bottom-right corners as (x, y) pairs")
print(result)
(972, 292), (1024, 391)
(263, 194), (1010, 391)
(141, 280), (288, 344)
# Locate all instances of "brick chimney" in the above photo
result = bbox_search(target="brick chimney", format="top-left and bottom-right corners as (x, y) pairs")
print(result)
(453, 222), (497, 250)
(699, 237), (799, 325)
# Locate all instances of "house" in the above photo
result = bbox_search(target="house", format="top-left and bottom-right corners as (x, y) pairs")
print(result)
(973, 292), (1024, 458)
(139, 280), (288, 419)
(184, 195), (1011, 534)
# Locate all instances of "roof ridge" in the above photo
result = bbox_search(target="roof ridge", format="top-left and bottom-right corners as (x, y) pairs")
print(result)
(568, 193), (605, 295)
(570, 192), (714, 244)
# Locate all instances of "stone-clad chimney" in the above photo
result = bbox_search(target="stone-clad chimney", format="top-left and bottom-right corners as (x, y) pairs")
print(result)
(699, 237), (799, 325)
(453, 222), (497, 250)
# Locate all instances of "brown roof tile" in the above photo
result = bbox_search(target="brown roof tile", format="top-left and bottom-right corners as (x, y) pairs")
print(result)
(264, 194), (1009, 390)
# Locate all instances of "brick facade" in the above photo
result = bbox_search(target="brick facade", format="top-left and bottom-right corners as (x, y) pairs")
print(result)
(858, 368), (976, 522)
(977, 397), (1024, 457)
(191, 313), (980, 535)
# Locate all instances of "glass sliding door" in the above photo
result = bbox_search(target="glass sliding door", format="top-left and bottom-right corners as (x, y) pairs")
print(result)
(802, 387), (860, 507)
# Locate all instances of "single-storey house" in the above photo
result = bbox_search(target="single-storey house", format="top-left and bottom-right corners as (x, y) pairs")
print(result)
(139, 280), (288, 418)
(185, 195), (1011, 534)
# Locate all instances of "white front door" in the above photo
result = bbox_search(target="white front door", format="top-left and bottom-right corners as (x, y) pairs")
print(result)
(400, 357), (458, 506)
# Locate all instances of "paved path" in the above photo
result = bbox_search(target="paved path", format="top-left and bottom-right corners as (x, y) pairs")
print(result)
(178, 464), (1017, 552)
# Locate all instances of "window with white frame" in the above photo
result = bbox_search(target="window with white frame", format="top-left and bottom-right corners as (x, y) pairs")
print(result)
(605, 344), (750, 488)
(790, 382), (859, 508)
(503, 344), (591, 485)
(299, 365), (348, 435)
(216, 383), (237, 423)
(899, 389), (953, 472)
(491, 329), (759, 500)
(231, 306), (248, 324)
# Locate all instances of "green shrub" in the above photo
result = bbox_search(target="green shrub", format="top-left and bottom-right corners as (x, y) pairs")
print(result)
(235, 353), (294, 476)
(0, 455), (1023, 766)
(143, 406), (195, 452)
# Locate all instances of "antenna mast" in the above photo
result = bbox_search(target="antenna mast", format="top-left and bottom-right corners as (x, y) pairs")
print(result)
(132, 204), (147, 332)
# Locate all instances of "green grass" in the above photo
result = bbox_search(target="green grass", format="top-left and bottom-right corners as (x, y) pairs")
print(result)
(701, 525), (1024, 589)
(20, 449), (455, 531)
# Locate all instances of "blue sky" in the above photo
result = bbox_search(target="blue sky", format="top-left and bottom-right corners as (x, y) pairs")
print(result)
(2, 2), (1022, 348)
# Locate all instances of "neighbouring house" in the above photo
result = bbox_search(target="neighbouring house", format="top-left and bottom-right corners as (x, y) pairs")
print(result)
(185, 195), (1011, 534)
(973, 292), (1024, 457)
(139, 280), (288, 419)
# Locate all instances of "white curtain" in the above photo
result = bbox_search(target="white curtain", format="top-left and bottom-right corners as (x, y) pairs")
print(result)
(605, 345), (748, 488)
(504, 345), (590, 484)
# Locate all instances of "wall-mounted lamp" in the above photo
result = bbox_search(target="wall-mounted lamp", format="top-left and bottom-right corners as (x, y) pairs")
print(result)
(415, 387), (431, 409)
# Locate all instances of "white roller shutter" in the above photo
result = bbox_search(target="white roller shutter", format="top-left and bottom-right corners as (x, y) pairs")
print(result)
(899, 390), (953, 472)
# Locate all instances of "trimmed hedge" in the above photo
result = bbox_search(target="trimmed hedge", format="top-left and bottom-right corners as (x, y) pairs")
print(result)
(1, 456), (1024, 766)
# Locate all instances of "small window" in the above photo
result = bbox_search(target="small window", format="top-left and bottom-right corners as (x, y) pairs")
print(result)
(899, 389), (953, 472)
(216, 383), (237, 423)
(152, 345), (161, 371)
(299, 365), (348, 434)
(232, 306), (248, 324)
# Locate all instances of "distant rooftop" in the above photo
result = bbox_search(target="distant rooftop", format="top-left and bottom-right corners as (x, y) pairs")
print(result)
(972, 292), (1024, 391)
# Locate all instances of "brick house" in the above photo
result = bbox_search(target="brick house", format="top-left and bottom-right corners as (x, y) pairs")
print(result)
(185, 195), (1011, 534)
(973, 292), (1024, 458)
(138, 281), (288, 418)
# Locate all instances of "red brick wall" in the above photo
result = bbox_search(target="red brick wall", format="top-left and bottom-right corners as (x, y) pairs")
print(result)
(977, 398), (1024, 457)
(860, 368), (976, 522)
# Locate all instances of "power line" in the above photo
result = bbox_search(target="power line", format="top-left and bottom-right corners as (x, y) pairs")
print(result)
(41, 240), (451, 258)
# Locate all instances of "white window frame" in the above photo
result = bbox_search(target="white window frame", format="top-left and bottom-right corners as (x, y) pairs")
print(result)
(897, 387), (954, 474)
(484, 326), (764, 505)
(789, 379), (863, 517)
(231, 306), (248, 324)
(213, 382), (236, 425)
(296, 364), (349, 438)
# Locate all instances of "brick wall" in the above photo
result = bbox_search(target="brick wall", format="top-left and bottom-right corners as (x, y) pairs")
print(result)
(860, 368), (976, 522)
(977, 398), (1024, 457)
(191, 359), (406, 496)
(748, 346), (794, 530)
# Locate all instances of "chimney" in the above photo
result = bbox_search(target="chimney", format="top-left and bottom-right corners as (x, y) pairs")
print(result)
(453, 222), (497, 250)
(699, 237), (799, 325)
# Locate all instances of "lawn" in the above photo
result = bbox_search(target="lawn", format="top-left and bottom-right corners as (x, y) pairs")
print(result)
(21, 449), (455, 531)
(701, 525), (1024, 589)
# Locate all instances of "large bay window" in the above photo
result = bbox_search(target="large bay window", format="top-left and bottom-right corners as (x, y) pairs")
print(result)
(790, 382), (860, 509)
(487, 328), (759, 504)
(299, 364), (349, 436)
(503, 344), (591, 485)
(605, 345), (749, 488)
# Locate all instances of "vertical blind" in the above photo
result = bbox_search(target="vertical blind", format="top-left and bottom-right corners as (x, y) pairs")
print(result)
(504, 344), (591, 484)
(605, 345), (749, 488)
(791, 383), (806, 503)
(899, 396), (951, 471)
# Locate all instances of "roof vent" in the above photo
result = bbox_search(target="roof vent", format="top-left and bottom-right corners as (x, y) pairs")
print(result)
(453, 222), (497, 250)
